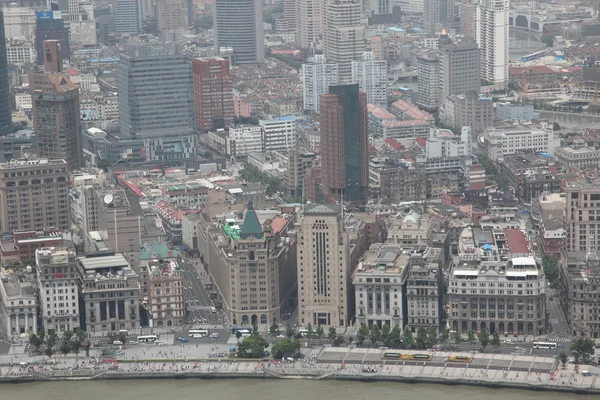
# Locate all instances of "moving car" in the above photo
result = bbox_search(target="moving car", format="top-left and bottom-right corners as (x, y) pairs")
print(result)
(178, 337), (190, 342)
(210, 333), (219, 338)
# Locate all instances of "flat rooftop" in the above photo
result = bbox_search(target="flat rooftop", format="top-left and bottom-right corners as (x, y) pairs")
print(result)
(78, 253), (130, 270)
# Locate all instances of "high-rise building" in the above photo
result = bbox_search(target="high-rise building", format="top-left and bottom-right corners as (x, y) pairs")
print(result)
(192, 57), (234, 132)
(30, 40), (83, 169)
(320, 84), (368, 202)
(2, 6), (37, 41)
(565, 180), (600, 253)
(213, 0), (264, 64)
(424, 0), (455, 35)
(351, 51), (388, 107)
(301, 55), (339, 112)
(438, 30), (480, 101)
(459, 0), (475, 36)
(0, 11), (12, 136)
(36, 246), (80, 334)
(295, 0), (322, 49)
(323, 0), (365, 83)
(117, 44), (194, 138)
(475, 0), (509, 88)
(416, 55), (440, 111)
(114, 0), (142, 35)
(157, 0), (187, 41)
(259, 115), (297, 152)
(0, 158), (70, 232)
(34, 10), (70, 65)
(297, 204), (351, 328)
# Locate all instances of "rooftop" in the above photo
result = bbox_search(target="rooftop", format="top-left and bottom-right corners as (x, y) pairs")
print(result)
(357, 243), (409, 275)
(304, 204), (341, 215)
(78, 253), (130, 271)
(139, 241), (178, 260)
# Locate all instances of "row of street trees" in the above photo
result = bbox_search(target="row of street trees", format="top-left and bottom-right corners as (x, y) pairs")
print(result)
(28, 329), (90, 357)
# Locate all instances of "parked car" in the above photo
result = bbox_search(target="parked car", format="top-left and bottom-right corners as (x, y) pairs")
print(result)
(210, 333), (219, 338)
(178, 337), (189, 342)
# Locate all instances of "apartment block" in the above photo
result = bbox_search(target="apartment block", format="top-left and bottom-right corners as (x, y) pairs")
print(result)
(351, 51), (387, 107)
(192, 57), (234, 132)
(260, 116), (297, 153)
(301, 55), (338, 112)
(564, 179), (600, 253)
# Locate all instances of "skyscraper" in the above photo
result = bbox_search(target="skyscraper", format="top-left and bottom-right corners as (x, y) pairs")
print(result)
(438, 31), (480, 101)
(320, 84), (368, 202)
(114, 0), (142, 35)
(416, 55), (440, 111)
(34, 10), (70, 65)
(157, 0), (187, 41)
(213, 0), (264, 64)
(192, 57), (234, 132)
(295, 0), (322, 49)
(0, 11), (12, 136)
(351, 51), (388, 107)
(323, 0), (365, 83)
(424, 0), (455, 35)
(297, 204), (351, 328)
(116, 44), (194, 138)
(30, 40), (82, 169)
(475, 0), (509, 88)
(301, 55), (339, 112)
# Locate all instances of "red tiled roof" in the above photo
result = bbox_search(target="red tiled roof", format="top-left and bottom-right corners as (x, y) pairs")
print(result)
(415, 137), (427, 147)
(504, 228), (529, 254)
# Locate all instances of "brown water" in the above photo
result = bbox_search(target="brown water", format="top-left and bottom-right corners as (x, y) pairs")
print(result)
(1, 379), (598, 400)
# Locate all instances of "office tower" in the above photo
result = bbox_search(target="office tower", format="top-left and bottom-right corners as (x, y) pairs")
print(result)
(30, 41), (82, 169)
(459, 0), (475, 36)
(320, 84), (368, 202)
(34, 10), (70, 65)
(295, 0), (322, 49)
(192, 57), (234, 132)
(157, 0), (187, 41)
(117, 44), (194, 138)
(323, 0), (365, 83)
(301, 55), (339, 112)
(213, 0), (264, 64)
(424, 0), (455, 35)
(351, 51), (388, 107)
(565, 180), (600, 253)
(2, 6), (37, 40)
(0, 11), (12, 136)
(475, 0), (509, 87)
(438, 30), (480, 101)
(0, 158), (70, 232)
(36, 247), (80, 333)
(114, 0), (142, 35)
(367, 0), (392, 15)
(416, 55), (439, 111)
(297, 204), (351, 328)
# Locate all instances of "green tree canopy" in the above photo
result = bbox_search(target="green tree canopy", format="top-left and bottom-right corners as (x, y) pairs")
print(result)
(269, 323), (280, 336)
(357, 325), (369, 347)
(490, 331), (500, 347)
(370, 324), (381, 347)
(237, 334), (269, 358)
(542, 255), (559, 286)
(478, 328), (490, 351)
(402, 326), (414, 349)
(571, 337), (595, 364)
(271, 338), (300, 359)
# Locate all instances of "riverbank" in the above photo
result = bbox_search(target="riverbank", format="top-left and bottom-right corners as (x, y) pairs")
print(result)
(0, 358), (598, 395)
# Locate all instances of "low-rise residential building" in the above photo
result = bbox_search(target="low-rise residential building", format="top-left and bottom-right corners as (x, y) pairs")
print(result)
(354, 243), (409, 329)
(36, 247), (80, 333)
(0, 267), (37, 336)
(77, 252), (140, 333)
(554, 139), (600, 169)
(482, 123), (560, 161)
(448, 255), (546, 335)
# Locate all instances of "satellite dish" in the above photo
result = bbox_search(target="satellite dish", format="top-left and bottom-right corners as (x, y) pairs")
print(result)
(104, 193), (114, 205)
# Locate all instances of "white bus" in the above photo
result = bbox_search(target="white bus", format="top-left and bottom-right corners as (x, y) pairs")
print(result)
(533, 341), (557, 350)
(137, 335), (158, 343)
(189, 329), (209, 338)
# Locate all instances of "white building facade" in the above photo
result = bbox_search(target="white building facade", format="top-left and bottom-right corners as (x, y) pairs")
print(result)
(352, 51), (388, 107)
(475, 0), (509, 88)
(260, 116), (297, 152)
(483, 123), (560, 161)
(301, 55), (339, 112)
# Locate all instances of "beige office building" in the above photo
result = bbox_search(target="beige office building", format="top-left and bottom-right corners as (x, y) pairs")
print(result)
(295, 0), (323, 49)
(297, 204), (352, 328)
(0, 158), (70, 233)
(565, 179), (600, 253)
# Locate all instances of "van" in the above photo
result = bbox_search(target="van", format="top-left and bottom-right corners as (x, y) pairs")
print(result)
(582, 370), (592, 376)
(210, 307), (217, 314)
(112, 340), (123, 345)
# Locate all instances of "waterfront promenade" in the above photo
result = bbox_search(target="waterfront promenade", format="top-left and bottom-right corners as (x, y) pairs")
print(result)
(0, 344), (598, 394)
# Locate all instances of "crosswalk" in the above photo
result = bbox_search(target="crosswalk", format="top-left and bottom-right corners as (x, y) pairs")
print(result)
(191, 324), (225, 330)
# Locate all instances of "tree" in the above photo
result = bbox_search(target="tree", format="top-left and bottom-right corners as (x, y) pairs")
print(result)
(118, 331), (127, 343)
(71, 338), (82, 356)
(315, 325), (324, 339)
(558, 352), (568, 368)
(60, 340), (70, 356)
(357, 325), (369, 347)
(306, 323), (314, 345)
(236, 330), (243, 342)
(271, 338), (300, 359)
(62, 330), (74, 343)
(45, 330), (57, 358)
(84, 340), (91, 357)
(571, 337), (595, 364)
(285, 324), (295, 338)
(490, 331), (500, 347)
(269, 323), (280, 336)
(333, 334), (345, 347)
(328, 327), (337, 343)
(542, 255), (559, 286)
(194, 14), (213, 31)
(467, 330), (476, 343)
(388, 325), (402, 348)
(402, 326), (414, 349)
(453, 331), (461, 345)
(347, 336), (354, 345)
(252, 324), (259, 335)
(478, 328), (490, 351)
(29, 333), (44, 352)
(416, 328), (429, 349)
(381, 323), (391, 346)
(540, 35), (554, 48)
(370, 324), (381, 347)
(237, 333), (269, 358)
(439, 329), (450, 345)
(427, 327), (438, 348)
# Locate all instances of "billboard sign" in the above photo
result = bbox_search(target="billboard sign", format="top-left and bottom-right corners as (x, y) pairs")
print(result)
(36, 11), (61, 20)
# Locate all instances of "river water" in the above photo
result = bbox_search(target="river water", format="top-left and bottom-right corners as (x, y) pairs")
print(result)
(2, 379), (599, 400)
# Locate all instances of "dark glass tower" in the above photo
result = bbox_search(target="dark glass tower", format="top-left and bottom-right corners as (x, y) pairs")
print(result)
(0, 11), (12, 135)
(320, 84), (368, 203)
